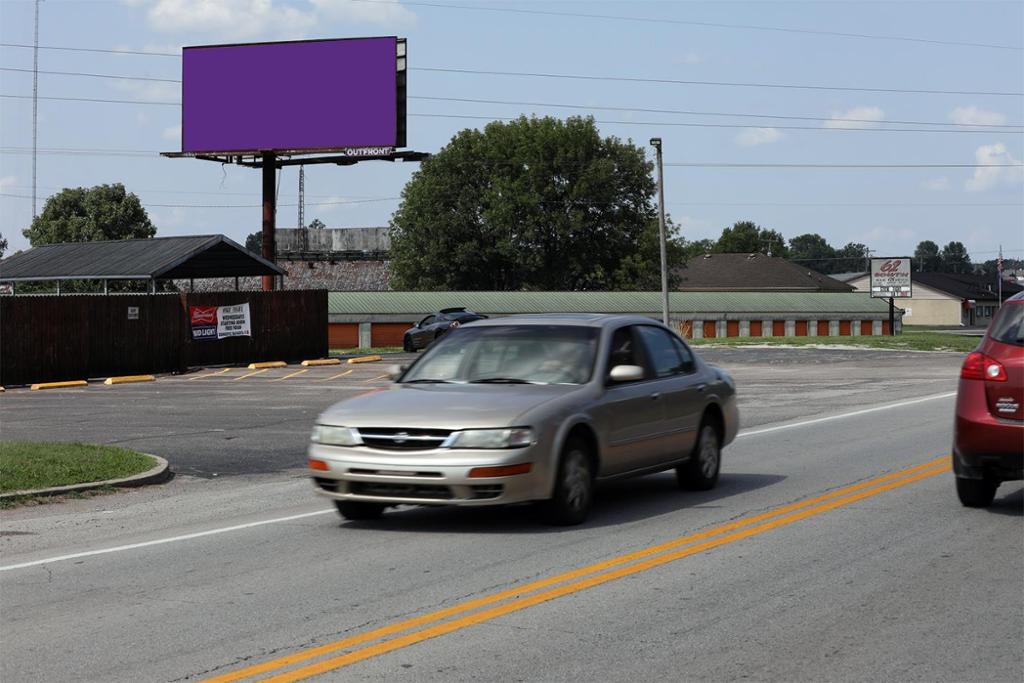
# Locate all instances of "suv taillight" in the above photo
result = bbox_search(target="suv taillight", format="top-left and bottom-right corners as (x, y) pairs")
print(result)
(960, 351), (1008, 381)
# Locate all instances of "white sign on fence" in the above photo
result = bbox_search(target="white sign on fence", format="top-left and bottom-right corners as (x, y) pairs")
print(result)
(217, 303), (251, 339)
(870, 257), (912, 299)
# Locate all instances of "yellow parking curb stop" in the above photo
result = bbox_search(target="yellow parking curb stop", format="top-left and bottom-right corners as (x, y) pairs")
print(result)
(247, 361), (287, 369)
(31, 380), (88, 391)
(347, 355), (383, 364)
(104, 375), (156, 385)
(301, 358), (342, 367)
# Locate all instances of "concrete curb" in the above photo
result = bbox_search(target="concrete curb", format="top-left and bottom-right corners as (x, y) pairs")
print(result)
(104, 375), (156, 385)
(248, 361), (287, 369)
(347, 355), (383, 364)
(0, 455), (171, 501)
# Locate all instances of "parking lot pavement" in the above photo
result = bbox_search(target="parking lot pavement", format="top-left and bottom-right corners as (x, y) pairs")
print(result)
(0, 348), (965, 479)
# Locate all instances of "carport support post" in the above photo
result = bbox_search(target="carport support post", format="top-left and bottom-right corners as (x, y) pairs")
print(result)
(261, 152), (277, 292)
(889, 297), (895, 336)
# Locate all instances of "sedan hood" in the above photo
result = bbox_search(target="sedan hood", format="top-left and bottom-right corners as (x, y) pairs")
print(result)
(318, 383), (583, 429)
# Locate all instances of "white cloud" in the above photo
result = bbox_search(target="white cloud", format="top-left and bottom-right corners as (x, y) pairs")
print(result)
(163, 124), (182, 141)
(950, 106), (1007, 127)
(109, 80), (180, 103)
(823, 106), (885, 129)
(0, 176), (17, 193)
(735, 127), (783, 147)
(965, 142), (1024, 192)
(143, 0), (415, 39)
(921, 177), (950, 192)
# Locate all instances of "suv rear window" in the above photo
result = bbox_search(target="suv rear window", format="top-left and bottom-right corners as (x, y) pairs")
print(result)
(989, 304), (1023, 346)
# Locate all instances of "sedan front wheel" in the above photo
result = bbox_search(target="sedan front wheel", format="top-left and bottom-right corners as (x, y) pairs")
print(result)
(543, 439), (594, 526)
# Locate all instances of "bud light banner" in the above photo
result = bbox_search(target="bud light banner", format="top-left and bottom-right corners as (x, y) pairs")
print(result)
(190, 304), (251, 341)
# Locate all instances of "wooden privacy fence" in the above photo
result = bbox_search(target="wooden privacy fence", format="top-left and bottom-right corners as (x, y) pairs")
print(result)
(0, 290), (326, 386)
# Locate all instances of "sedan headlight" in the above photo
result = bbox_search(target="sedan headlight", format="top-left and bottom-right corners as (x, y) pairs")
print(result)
(449, 428), (534, 449)
(311, 425), (362, 446)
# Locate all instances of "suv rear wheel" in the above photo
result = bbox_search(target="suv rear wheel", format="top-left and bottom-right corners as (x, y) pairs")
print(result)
(955, 477), (998, 508)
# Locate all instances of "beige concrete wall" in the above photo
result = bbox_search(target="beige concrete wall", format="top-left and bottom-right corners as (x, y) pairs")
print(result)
(846, 275), (961, 326)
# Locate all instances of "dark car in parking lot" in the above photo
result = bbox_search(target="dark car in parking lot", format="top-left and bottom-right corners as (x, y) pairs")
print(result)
(953, 291), (1024, 507)
(402, 308), (488, 351)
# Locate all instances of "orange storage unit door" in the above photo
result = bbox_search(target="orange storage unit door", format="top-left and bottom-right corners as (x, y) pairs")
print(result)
(839, 321), (852, 336)
(750, 320), (763, 337)
(703, 321), (717, 339)
(726, 321), (739, 337)
(328, 323), (358, 349)
(817, 320), (829, 336)
(882, 320), (891, 335)
(795, 321), (808, 336)
(371, 323), (412, 348)
(861, 320), (873, 336)
(772, 320), (786, 337)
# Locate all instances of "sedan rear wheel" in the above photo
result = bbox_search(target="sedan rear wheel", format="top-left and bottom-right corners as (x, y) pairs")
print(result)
(543, 439), (594, 526)
(335, 501), (385, 520)
(677, 422), (721, 491)
(403, 335), (415, 353)
(955, 477), (998, 508)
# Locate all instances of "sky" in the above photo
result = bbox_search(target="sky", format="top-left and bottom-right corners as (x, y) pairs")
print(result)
(1, 0), (1022, 265)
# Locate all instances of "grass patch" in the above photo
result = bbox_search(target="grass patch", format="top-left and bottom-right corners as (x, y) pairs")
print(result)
(689, 329), (978, 353)
(330, 347), (403, 356)
(0, 442), (156, 493)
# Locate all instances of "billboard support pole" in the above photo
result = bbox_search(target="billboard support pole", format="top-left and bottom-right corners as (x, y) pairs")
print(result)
(261, 152), (277, 291)
(889, 297), (895, 336)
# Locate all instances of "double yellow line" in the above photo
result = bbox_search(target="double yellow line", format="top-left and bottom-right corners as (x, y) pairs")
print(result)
(206, 456), (949, 683)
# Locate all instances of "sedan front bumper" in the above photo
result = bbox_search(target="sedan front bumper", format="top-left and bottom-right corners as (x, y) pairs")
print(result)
(308, 443), (551, 507)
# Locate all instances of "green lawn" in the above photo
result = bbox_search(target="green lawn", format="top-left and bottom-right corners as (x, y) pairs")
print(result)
(689, 328), (979, 353)
(330, 347), (403, 356)
(0, 442), (156, 493)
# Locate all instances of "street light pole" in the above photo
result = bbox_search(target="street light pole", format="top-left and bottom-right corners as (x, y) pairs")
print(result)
(651, 137), (669, 326)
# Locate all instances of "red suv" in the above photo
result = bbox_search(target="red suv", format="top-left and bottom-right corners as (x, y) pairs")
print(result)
(953, 291), (1024, 507)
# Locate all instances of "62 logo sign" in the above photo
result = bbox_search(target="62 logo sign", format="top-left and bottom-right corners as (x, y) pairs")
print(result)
(869, 257), (912, 299)
(878, 259), (904, 274)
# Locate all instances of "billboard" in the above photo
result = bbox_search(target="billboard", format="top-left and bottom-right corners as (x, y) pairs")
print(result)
(181, 37), (406, 155)
(870, 257), (913, 299)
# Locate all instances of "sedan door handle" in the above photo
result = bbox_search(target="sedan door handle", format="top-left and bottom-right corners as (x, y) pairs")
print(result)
(697, 384), (707, 392)
(650, 392), (661, 400)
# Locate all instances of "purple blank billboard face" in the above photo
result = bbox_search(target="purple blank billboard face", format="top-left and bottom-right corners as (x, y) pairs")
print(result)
(182, 37), (398, 154)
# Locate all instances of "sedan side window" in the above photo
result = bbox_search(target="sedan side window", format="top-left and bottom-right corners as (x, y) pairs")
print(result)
(419, 315), (436, 327)
(607, 326), (649, 382)
(636, 326), (686, 378)
(671, 337), (696, 374)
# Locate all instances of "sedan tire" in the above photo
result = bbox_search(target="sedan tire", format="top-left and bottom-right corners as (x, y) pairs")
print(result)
(543, 439), (594, 526)
(403, 335), (415, 353)
(677, 421), (721, 491)
(955, 477), (998, 508)
(335, 501), (386, 521)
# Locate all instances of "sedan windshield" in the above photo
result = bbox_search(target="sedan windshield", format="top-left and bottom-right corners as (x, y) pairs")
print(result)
(401, 325), (598, 385)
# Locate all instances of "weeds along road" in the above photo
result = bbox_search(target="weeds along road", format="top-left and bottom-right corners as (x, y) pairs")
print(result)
(0, 348), (1020, 682)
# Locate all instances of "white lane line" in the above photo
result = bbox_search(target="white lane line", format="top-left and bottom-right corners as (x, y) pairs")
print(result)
(0, 390), (957, 573)
(736, 391), (956, 438)
(0, 509), (332, 572)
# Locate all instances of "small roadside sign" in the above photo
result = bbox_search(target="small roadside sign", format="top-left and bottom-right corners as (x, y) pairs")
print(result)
(127, 306), (140, 320)
(870, 257), (912, 299)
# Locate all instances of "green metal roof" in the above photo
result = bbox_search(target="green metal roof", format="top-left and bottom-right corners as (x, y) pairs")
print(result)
(328, 291), (892, 316)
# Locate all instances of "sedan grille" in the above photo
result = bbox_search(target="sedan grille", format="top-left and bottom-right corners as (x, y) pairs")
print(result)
(357, 428), (453, 451)
(351, 482), (453, 500)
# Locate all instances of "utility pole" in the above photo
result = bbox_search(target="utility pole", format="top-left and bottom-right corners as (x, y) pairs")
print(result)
(997, 244), (1003, 308)
(32, 0), (41, 218)
(261, 152), (277, 291)
(650, 138), (669, 326)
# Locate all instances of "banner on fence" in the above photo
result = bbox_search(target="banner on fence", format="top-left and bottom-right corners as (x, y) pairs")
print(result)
(190, 303), (251, 340)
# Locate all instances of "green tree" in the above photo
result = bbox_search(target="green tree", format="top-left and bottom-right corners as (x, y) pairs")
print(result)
(0, 232), (7, 259)
(390, 116), (657, 290)
(714, 221), (788, 257)
(834, 242), (869, 272)
(975, 257), (1024, 277)
(245, 231), (262, 254)
(940, 241), (971, 274)
(913, 240), (942, 272)
(788, 233), (836, 273)
(308, 218), (326, 230)
(23, 184), (156, 246)
(612, 216), (688, 290)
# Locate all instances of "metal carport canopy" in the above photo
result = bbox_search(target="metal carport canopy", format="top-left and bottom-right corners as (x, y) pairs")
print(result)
(0, 235), (285, 282)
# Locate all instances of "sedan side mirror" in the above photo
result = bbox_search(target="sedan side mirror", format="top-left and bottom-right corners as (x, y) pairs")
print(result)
(386, 364), (408, 381)
(609, 364), (644, 383)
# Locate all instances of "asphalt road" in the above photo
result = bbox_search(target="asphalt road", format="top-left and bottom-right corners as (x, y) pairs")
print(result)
(1, 348), (1020, 682)
(0, 348), (965, 477)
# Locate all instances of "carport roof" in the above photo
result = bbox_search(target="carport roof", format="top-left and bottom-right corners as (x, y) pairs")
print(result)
(329, 291), (892, 316)
(0, 235), (286, 282)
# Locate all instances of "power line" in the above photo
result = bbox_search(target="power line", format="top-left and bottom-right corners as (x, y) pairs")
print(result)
(6, 62), (1022, 98)
(2, 147), (1021, 170)
(349, 0), (1022, 51)
(0, 42), (179, 57)
(0, 192), (400, 208)
(6, 92), (1021, 132)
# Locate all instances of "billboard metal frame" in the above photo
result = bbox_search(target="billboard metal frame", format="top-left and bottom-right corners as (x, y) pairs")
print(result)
(161, 37), (429, 291)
